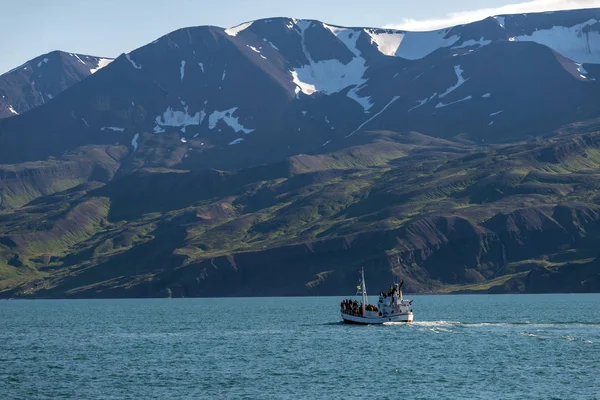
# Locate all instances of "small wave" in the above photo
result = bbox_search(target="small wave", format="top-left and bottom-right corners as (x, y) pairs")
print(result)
(429, 327), (454, 334)
(561, 335), (594, 344)
(520, 332), (538, 337)
(464, 322), (511, 327)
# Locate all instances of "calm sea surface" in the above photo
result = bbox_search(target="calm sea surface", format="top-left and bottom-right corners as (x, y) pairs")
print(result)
(1, 294), (599, 399)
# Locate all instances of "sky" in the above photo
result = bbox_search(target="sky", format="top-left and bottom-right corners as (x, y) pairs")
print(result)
(2, 0), (600, 74)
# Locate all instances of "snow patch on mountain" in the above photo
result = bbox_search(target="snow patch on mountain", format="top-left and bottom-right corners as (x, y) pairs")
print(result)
(225, 21), (253, 37)
(346, 96), (400, 137)
(322, 24), (362, 56)
(347, 87), (373, 111)
(208, 107), (254, 134)
(180, 60), (186, 81)
(37, 58), (49, 68)
(229, 138), (245, 145)
(439, 66), (468, 98)
(408, 93), (438, 112)
(155, 106), (204, 131)
(131, 133), (139, 151)
(482, 93), (491, 98)
(90, 58), (113, 74)
(292, 22), (371, 110)
(576, 63), (593, 80)
(198, 62), (204, 73)
(453, 37), (491, 49)
(293, 32), (365, 94)
(490, 110), (504, 117)
(435, 95), (473, 108)
(8, 105), (18, 115)
(247, 45), (267, 60)
(396, 29), (460, 60)
(125, 54), (142, 69)
(266, 40), (279, 51)
(364, 30), (404, 56)
(512, 19), (600, 64)
(73, 54), (86, 65)
(101, 126), (125, 132)
(494, 16), (506, 28)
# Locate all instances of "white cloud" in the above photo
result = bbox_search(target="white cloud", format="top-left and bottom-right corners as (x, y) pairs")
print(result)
(385, 0), (600, 31)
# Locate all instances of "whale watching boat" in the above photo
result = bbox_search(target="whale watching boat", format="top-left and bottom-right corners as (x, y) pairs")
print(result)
(340, 268), (413, 325)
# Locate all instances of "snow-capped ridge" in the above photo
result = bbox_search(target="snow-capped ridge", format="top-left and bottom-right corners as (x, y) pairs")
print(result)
(494, 16), (506, 28)
(364, 29), (404, 56)
(90, 58), (113, 74)
(511, 19), (600, 64)
(225, 21), (254, 37)
(292, 21), (372, 111)
(395, 29), (460, 60)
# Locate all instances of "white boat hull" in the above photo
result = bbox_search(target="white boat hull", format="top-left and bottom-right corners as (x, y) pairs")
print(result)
(341, 312), (413, 325)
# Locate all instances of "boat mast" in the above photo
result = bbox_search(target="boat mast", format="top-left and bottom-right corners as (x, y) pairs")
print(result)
(398, 279), (404, 301)
(361, 268), (367, 316)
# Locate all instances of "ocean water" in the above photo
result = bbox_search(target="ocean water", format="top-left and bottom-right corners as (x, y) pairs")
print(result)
(1, 294), (599, 399)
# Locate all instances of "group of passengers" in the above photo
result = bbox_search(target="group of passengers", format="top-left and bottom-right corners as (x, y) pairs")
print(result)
(340, 299), (362, 316)
(340, 299), (379, 316)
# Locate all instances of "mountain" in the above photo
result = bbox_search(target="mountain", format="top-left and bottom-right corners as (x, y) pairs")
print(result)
(0, 51), (113, 119)
(1, 10), (600, 167)
(1, 8), (600, 298)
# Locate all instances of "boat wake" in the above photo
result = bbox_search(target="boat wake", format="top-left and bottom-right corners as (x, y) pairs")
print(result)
(382, 320), (597, 342)
(384, 320), (460, 334)
(385, 320), (600, 327)
(403, 320), (461, 327)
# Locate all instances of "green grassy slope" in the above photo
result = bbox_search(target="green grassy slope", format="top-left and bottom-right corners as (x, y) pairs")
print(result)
(2, 132), (600, 297)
